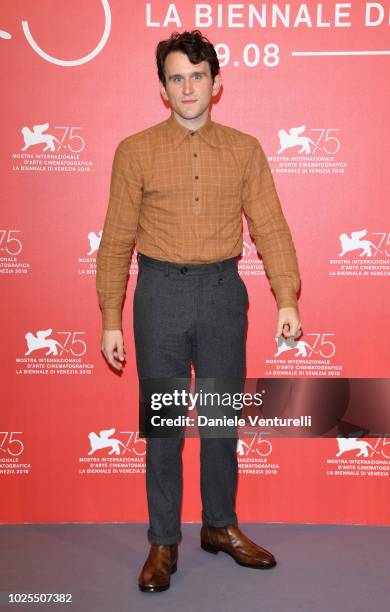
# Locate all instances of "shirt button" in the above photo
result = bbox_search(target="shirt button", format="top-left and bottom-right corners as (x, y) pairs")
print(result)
(180, 266), (188, 274)
(190, 132), (195, 136)
(193, 153), (197, 157)
(195, 175), (199, 179)
(195, 197), (199, 201)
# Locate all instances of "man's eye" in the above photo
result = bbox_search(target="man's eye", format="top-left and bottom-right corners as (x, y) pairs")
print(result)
(194, 74), (202, 79)
(173, 76), (182, 82)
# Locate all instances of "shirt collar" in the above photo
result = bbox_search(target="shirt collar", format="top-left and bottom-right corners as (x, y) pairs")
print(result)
(166, 110), (217, 149)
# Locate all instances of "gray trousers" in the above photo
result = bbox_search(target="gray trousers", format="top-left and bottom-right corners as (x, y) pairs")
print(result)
(133, 252), (248, 544)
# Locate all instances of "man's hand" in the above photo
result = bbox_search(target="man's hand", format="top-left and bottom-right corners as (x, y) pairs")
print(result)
(100, 329), (126, 371)
(276, 307), (302, 340)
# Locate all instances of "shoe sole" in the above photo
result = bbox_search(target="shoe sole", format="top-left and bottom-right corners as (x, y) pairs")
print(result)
(201, 542), (277, 569)
(138, 561), (177, 592)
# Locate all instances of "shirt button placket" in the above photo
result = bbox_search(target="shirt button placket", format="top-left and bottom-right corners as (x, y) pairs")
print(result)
(190, 132), (200, 213)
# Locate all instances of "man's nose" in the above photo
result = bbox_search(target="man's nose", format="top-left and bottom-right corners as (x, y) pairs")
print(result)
(182, 77), (194, 95)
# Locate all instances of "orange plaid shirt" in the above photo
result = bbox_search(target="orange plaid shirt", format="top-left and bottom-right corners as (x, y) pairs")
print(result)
(96, 110), (301, 330)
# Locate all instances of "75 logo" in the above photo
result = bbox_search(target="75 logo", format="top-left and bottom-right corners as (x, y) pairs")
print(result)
(0, 432), (24, 456)
(25, 330), (87, 357)
(275, 333), (336, 359)
(237, 432), (272, 457)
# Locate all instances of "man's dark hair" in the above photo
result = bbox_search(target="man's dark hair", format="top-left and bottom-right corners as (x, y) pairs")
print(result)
(156, 30), (220, 87)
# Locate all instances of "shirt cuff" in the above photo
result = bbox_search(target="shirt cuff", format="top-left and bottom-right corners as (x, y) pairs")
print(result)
(101, 309), (123, 331)
(273, 286), (299, 310)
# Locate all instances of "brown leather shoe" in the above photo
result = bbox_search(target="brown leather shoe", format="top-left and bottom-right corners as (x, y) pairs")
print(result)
(200, 524), (276, 569)
(138, 543), (178, 592)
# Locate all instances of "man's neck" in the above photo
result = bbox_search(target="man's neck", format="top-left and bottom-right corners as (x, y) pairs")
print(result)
(172, 109), (209, 131)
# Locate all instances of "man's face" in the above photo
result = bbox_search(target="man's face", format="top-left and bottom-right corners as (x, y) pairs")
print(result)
(159, 51), (221, 124)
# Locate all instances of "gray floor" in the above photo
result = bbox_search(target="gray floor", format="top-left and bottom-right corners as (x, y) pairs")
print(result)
(0, 523), (388, 611)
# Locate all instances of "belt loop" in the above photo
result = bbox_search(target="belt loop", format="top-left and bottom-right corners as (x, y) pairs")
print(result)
(164, 261), (170, 276)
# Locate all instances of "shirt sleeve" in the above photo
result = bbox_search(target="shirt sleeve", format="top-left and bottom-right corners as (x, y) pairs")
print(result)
(241, 139), (301, 310)
(96, 141), (143, 330)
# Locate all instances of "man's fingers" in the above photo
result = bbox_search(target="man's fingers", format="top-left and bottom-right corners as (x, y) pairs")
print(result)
(282, 323), (292, 338)
(293, 323), (302, 338)
(116, 345), (126, 361)
(276, 308), (302, 340)
(280, 320), (298, 339)
(100, 330), (125, 371)
(287, 322), (302, 339)
(275, 320), (284, 338)
(291, 320), (302, 337)
(102, 346), (125, 370)
(109, 350), (123, 370)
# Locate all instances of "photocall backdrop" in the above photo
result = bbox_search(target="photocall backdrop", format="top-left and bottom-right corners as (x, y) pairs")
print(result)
(1, 1), (389, 526)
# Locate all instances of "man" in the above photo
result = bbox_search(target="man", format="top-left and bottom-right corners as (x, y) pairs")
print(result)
(96, 29), (301, 592)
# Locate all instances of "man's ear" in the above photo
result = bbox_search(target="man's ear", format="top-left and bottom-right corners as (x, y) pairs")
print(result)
(159, 80), (168, 101)
(212, 73), (222, 97)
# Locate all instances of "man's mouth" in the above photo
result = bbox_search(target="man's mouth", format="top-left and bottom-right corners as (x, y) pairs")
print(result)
(182, 99), (197, 104)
